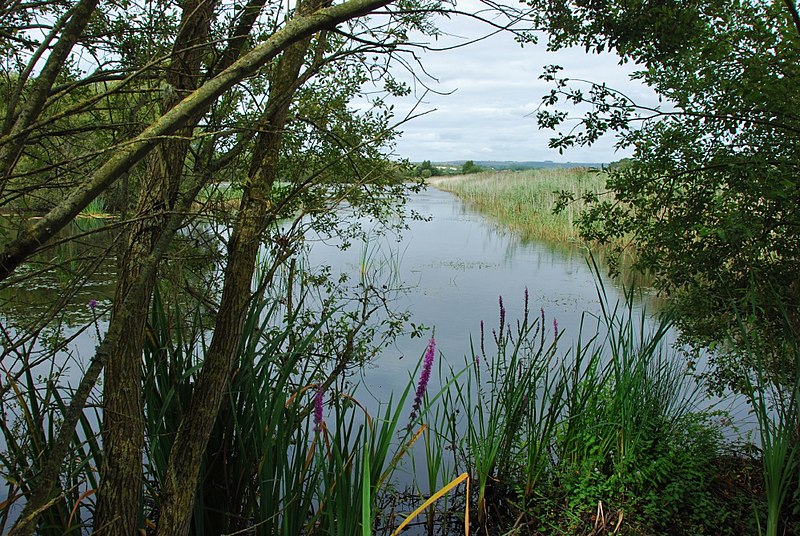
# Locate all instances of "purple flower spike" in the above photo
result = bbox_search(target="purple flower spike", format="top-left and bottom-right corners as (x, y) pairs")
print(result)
(498, 296), (506, 331)
(314, 385), (325, 432)
(88, 299), (98, 310)
(479, 320), (486, 359)
(523, 287), (530, 324)
(553, 318), (559, 340)
(408, 337), (436, 428)
(540, 308), (546, 345)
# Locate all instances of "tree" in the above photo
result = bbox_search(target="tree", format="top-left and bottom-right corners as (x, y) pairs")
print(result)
(0, 0), (538, 530)
(415, 159), (438, 177)
(532, 0), (800, 389)
(461, 159), (483, 174)
(0, 0), (432, 533)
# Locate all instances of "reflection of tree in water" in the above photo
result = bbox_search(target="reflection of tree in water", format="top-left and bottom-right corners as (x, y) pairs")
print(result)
(0, 217), (120, 331)
(0, 216), (228, 342)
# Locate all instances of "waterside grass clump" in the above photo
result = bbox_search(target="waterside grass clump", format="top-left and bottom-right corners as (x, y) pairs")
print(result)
(422, 283), (768, 535)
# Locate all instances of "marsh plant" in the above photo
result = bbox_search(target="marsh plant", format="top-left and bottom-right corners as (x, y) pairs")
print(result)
(1, 268), (789, 534)
(0, 250), (425, 534)
(732, 301), (800, 536)
(429, 168), (606, 244)
(422, 282), (761, 535)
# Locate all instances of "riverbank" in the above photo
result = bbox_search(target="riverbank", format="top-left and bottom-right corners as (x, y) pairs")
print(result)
(428, 168), (605, 245)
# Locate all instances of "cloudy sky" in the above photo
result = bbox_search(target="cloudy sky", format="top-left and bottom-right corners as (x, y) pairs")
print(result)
(379, 3), (659, 164)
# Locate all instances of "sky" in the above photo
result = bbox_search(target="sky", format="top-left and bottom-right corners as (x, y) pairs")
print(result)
(379, 2), (660, 164)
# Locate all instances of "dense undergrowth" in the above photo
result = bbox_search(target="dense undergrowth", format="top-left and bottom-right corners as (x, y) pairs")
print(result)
(2, 258), (797, 534)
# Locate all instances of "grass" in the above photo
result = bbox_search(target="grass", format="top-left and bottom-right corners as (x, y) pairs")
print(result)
(77, 197), (110, 218)
(734, 304), (800, 536)
(429, 168), (652, 293)
(428, 168), (606, 245)
(424, 277), (757, 535)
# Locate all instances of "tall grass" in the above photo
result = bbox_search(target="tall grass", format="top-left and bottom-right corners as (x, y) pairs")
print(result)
(140, 265), (428, 534)
(77, 197), (108, 218)
(442, 292), (563, 525)
(733, 302), (800, 536)
(429, 168), (605, 244)
(420, 277), (745, 534)
(0, 348), (102, 534)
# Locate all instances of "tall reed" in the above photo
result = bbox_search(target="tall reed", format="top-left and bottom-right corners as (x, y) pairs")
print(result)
(429, 168), (605, 244)
(444, 291), (564, 525)
(428, 274), (729, 534)
(733, 301), (800, 536)
(0, 346), (102, 534)
(140, 264), (429, 534)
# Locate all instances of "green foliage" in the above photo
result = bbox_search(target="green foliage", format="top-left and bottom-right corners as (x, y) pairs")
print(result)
(460, 160), (483, 174)
(443, 291), (562, 524)
(532, 0), (800, 389)
(734, 300), (800, 536)
(1, 267), (782, 535)
(423, 276), (758, 534)
(139, 259), (421, 534)
(414, 160), (441, 178)
(0, 346), (102, 534)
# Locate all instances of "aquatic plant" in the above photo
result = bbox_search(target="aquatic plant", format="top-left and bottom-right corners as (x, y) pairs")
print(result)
(429, 168), (606, 245)
(733, 300), (800, 536)
(408, 336), (435, 428)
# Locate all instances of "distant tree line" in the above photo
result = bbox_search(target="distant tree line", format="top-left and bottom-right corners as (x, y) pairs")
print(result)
(411, 159), (485, 178)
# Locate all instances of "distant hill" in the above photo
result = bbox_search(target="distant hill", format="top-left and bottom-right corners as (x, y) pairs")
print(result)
(434, 160), (605, 170)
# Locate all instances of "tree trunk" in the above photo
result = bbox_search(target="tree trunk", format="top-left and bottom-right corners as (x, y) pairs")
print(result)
(8, 176), (206, 536)
(155, 3), (326, 531)
(93, 0), (217, 532)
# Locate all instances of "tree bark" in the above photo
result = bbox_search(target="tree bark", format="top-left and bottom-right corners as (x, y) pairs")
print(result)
(7, 176), (206, 536)
(155, 1), (327, 531)
(92, 0), (217, 532)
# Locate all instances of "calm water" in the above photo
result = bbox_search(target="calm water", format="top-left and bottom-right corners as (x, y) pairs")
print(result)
(305, 187), (749, 444)
(0, 188), (750, 417)
(309, 187), (638, 392)
(0, 187), (737, 403)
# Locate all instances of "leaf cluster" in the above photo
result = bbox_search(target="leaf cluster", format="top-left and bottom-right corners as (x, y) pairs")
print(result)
(534, 0), (800, 383)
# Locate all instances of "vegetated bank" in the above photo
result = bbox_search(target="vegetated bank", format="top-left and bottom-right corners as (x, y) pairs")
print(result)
(428, 167), (605, 245)
(422, 166), (799, 535)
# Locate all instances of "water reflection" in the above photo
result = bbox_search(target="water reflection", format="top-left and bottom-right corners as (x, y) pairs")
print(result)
(305, 188), (636, 395)
(0, 216), (118, 329)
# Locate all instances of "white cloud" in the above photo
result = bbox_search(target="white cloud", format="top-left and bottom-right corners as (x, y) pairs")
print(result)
(383, 4), (659, 163)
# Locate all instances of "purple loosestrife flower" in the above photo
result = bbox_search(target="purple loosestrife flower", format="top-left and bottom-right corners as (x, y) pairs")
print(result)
(88, 299), (102, 341)
(553, 318), (559, 341)
(498, 296), (506, 334)
(479, 320), (486, 364)
(314, 385), (325, 432)
(408, 337), (436, 428)
(540, 308), (546, 346)
(523, 287), (529, 324)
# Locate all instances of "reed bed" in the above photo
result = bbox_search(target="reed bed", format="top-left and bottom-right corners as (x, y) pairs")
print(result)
(429, 168), (606, 245)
